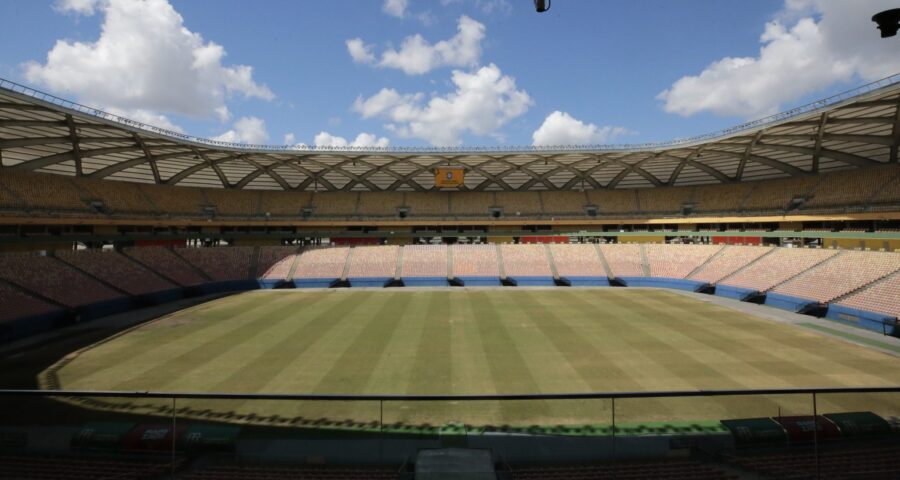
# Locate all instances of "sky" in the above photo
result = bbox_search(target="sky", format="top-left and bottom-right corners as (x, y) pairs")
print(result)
(0, 0), (898, 148)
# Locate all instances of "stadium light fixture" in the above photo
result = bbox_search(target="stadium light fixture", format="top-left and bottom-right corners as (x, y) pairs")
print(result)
(872, 8), (900, 37)
(535, 0), (550, 12)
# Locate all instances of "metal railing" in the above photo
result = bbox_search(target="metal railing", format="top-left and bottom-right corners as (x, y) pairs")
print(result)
(2, 72), (900, 154)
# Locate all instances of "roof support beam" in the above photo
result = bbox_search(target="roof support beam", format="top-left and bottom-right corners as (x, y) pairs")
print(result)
(606, 155), (661, 188)
(132, 133), (161, 184)
(704, 148), (806, 176)
(812, 112), (829, 174)
(165, 155), (243, 185)
(737, 130), (765, 181)
(892, 98), (900, 163)
(65, 115), (83, 176)
(659, 150), (730, 184)
(239, 158), (292, 190)
(8, 145), (137, 171)
(755, 142), (878, 168)
(192, 148), (230, 188)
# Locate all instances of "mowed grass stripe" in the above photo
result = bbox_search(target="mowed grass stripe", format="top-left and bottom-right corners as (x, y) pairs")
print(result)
(106, 293), (319, 391)
(407, 292), (453, 393)
(365, 292), (433, 394)
(60, 293), (293, 389)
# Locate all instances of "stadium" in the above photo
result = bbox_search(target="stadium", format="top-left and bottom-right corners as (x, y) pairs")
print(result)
(2, 1), (900, 479)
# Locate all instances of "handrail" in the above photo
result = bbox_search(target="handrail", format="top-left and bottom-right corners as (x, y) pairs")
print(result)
(2, 72), (900, 154)
(1, 386), (899, 401)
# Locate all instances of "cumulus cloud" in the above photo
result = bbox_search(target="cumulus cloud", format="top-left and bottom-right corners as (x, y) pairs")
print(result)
(106, 107), (184, 133)
(314, 132), (390, 148)
(353, 63), (532, 146)
(658, 0), (900, 119)
(383, 0), (409, 17)
(441, 0), (512, 15)
(25, 0), (273, 123)
(213, 117), (269, 144)
(532, 111), (630, 146)
(283, 133), (296, 145)
(347, 15), (485, 75)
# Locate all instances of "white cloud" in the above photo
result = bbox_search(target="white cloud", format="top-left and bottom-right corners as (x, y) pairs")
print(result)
(383, 0), (409, 17)
(346, 38), (376, 64)
(213, 116), (269, 144)
(107, 107), (183, 133)
(658, 0), (900, 119)
(532, 111), (629, 146)
(441, 0), (512, 15)
(314, 131), (390, 148)
(353, 63), (532, 146)
(348, 15), (485, 75)
(283, 133), (296, 145)
(25, 0), (273, 123)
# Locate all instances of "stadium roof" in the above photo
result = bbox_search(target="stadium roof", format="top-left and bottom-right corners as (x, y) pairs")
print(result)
(0, 75), (898, 192)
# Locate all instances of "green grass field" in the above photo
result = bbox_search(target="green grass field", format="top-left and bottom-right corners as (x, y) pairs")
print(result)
(46, 289), (900, 433)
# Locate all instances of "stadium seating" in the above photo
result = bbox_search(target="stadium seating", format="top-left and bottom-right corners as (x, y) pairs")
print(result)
(138, 183), (206, 215)
(348, 245), (399, 286)
(742, 175), (819, 212)
(496, 192), (542, 216)
(644, 244), (722, 278)
(771, 251), (900, 303)
(257, 190), (313, 216)
(357, 192), (403, 216)
(511, 460), (738, 480)
(310, 192), (358, 216)
(292, 246), (350, 287)
(500, 244), (553, 285)
(718, 247), (838, 292)
(0, 171), (87, 212)
(124, 246), (208, 286)
(450, 244), (501, 285)
(55, 249), (176, 295)
(0, 252), (122, 307)
(548, 244), (608, 285)
(449, 192), (494, 216)
(836, 273), (900, 318)
(728, 445), (900, 480)
(257, 246), (300, 281)
(803, 165), (899, 210)
(0, 281), (61, 322)
(598, 244), (644, 277)
(638, 186), (694, 214)
(76, 176), (157, 214)
(688, 246), (774, 284)
(692, 182), (755, 214)
(203, 188), (259, 216)
(586, 189), (638, 214)
(400, 244), (448, 285)
(181, 463), (398, 480)
(176, 247), (255, 282)
(0, 454), (174, 480)
(406, 192), (450, 216)
(541, 191), (587, 216)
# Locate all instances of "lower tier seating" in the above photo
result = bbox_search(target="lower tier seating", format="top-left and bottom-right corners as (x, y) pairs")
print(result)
(511, 459), (738, 480)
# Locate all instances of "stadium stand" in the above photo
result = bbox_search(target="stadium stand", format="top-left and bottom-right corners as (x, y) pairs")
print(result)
(511, 460), (737, 480)
(771, 251), (900, 303)
(500, 244), (553, 285)
(0, 281), (60, 322)
(347, 245), (399, 286)
(548, 243), (607, 285)
(450, 244), (501, 285)
(0, 252), (122, 308)
(718, 247), (838, 293)
(406, 192), (450, 216)
(176, 247), (255, 282)
(449, 192), (494, 216)
(688, 246), (774, 284)
(741, 175), (819, 212)
(310, 192), (358, 216)
(357, 191), (403, 217)
(123, 247), (208, 286)
(292, 246), (350, 287)
(598, 244), (644, 277)
(257, 246), (300, 281)
(138, 183), (205, 216)
(204, 188), (259, 217)
(400, 244), (448, 285)
(0, 171), (87, 212)
(587, 189), (638, 215)
(257, 190), (312, 216)
(837, 272), (900, 318)
(541, 191), (587, 216)
(728, 445), (900, 480)
(638, 186), (694, 214)
(802, 165), (898, 210)
(76, 176), (157, 214)
(692, 182), (755, 214)
(55, 249), (176, 295)
(0, 454), (174, 480)
(645, 244), (722, 278)
(496, 192), (542, 216)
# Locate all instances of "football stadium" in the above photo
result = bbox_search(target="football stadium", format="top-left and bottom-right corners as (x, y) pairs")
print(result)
(1, 1), (900, 479)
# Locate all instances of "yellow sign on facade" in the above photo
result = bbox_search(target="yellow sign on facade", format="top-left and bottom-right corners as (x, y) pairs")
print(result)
(434, 168), (465, 188)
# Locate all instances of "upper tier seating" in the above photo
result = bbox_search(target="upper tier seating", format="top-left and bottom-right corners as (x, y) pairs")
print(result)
(548, 244), (606, 277)
(0, 171), (86, 211)
(449, 192), (494, 216)
(742, 175), (819, 212)
(450, 244), (500, 277)
(638, 186), (694, 214)
(406, 192), (450, 216)
(123, 246), (207, 286)
(357, 192), (402, 216)
(0, 252), (122, 307)
(598, 244), (644, 277)
(688, 246), (774, 283)
(203, 188), (259, 216)
(176, 247), (255, 282)
(401, 245), (448, 277)
(541, 191), (587, 216)
(771, 251), (900, 302)
(56, 249), (175, 295)
(257, 246), (299, 280)
(310, 192), (358, 216)
(138, 183), (205, 215)
(292, 247), (349, 279)
(719, 247), (838, 292)
(77, 176), (156, 214)
(837, 272), (900, 317)
(0, 281), (61, 321)
(692, 182), (755, 213)
(645, 244), (722, 278)
(347, 245), (399, 278)
(500, 244), (552, 277)
(804, 165), (899, 210)
(496, 192), (542, 215)
(587, 189), (638, 214)
(257, 191), (313, 216)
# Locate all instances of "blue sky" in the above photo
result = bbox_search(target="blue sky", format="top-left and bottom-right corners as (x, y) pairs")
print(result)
(1, 0), (898, 147)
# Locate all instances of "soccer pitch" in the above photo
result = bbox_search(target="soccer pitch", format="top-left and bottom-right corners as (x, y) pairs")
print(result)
(47, 289), (900, 432)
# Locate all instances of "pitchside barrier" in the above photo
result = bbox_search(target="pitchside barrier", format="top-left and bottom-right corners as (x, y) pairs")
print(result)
(1, 386), (899, 471)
